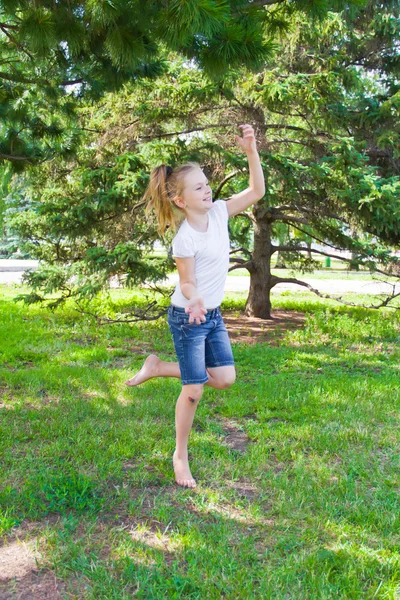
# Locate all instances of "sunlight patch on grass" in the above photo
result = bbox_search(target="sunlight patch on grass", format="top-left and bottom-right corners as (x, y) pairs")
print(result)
(1, 285), (400, 598)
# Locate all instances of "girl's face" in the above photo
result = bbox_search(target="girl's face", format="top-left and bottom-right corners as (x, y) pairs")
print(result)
(175, 168), (212, 214)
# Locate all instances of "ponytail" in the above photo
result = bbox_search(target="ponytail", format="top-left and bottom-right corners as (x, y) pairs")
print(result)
(144, 162), (200, 237)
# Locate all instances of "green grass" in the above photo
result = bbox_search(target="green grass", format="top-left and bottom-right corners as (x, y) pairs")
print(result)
(1, 284), (400, 599)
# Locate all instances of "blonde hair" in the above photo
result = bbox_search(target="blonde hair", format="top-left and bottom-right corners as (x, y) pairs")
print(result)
(144, 162), (201, 237)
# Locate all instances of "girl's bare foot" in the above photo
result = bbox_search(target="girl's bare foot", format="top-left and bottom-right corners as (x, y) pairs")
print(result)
(173, 450), (197, 488)
(124, 354), (160, 386)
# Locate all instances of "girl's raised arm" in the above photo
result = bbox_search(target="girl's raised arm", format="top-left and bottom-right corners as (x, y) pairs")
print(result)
(226, 124), (265, 218)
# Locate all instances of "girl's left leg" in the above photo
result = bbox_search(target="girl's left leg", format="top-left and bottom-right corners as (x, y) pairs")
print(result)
(124, 354), (179, 386)
(124, 354), (235, 389)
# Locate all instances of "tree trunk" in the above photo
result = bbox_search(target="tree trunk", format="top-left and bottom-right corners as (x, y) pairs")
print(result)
(349, 251), (360, 271)
(244, 207), (274, 319)
(275, 250), (287, 268)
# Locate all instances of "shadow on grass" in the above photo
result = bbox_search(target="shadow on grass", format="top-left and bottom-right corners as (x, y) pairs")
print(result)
(1, 294), (400, 597)
(2, 476), (399, 599)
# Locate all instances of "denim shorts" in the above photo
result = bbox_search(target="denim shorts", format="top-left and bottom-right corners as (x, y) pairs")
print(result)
(167, 305), (235, 386)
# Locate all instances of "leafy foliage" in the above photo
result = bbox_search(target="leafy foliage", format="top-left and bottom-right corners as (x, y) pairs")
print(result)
(1, 0), (329, 169)
(1, 0), (399, 316)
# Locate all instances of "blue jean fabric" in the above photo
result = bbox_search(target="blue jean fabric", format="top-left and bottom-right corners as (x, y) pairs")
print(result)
(167, 305), (235, 385)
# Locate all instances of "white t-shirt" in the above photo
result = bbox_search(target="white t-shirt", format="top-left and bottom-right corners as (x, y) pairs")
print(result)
(170, 200), (230, 309)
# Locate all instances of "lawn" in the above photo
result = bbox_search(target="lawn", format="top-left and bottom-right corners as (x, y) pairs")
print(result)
(0, 284), (399, 599)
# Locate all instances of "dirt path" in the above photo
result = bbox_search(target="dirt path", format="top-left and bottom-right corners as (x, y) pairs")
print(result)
(224, 310), (306, 344)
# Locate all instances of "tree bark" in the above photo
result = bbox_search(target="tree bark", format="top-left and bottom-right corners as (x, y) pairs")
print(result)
(244, 206), (274, 319)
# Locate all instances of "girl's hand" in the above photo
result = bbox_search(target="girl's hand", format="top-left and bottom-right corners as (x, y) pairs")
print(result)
(235, 124), (257, 154)
(185, 297), (207, 325)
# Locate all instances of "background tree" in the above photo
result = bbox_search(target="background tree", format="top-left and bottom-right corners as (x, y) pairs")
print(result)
(3, 0), (400, 318)
(236, 2), (400, 316)
(2, 0), (353, 170)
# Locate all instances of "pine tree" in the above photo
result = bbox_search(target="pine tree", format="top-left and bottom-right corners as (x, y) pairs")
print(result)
(3, 0), (400, 317)
(0, 0), (372, 170)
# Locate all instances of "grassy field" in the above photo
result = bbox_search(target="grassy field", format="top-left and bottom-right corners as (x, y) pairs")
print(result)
(1, 284), (400, 599)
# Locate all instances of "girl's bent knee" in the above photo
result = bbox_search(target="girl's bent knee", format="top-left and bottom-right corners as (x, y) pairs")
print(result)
(225, 371), (236, 388)
(211, 367), (236, 389)
(219, 372), (236, 389)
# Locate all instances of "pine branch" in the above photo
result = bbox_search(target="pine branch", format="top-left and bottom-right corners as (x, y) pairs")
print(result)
(282, 221), (349, 252)
(214, 170), (240, 199)
(273, 276), (326, 295)
(0, 153), (35, 163)
(143, 283), (174, 297)
(274, 205), (347, 224)
(0, 25), (34, 60)
(60, 78), (85, 86)
(138, 122), (329, 145)
(79, 127), (104, 133)
(224, 93), (250, 111)
(140, 122), (234, 141)
(0, 71), (78, 86)
(74, 300), (169, 324)
(261, 122), (334, 140)
(274, 205), (307, 212)
(228, 261), (252, 272)
(0, 23), (20, 30)
(230, 246), (252, 258)
(262, 124), (310, 134)
(267, 107), (307, 119)
(248, 0), (286, 5)
(0, 58), (24, 66)
(271, 277), (400, 310)
(274, 214), (311, 225)
(268, 139), (308, 146)
(0, 70), (43, 84)
(343, 45), (397, 69)
(273, 245), (349, 261)
(273, 245), (392, 276)
(229, 256), (247, 264)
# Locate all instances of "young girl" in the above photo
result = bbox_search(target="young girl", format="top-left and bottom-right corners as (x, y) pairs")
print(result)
(125, 124), (265, 488)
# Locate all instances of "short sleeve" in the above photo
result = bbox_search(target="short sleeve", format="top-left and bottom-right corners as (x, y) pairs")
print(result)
(212, 199), (229, 221)
(172, 236), (195, 258)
